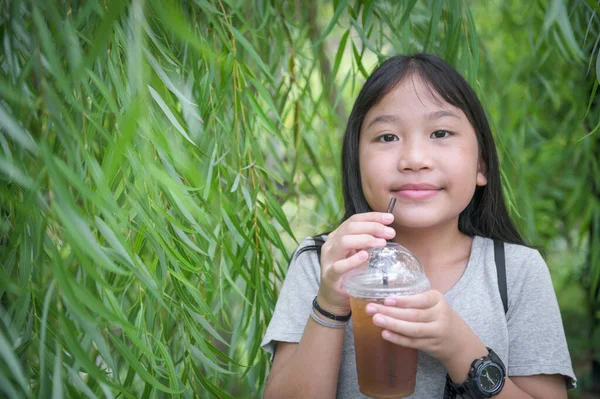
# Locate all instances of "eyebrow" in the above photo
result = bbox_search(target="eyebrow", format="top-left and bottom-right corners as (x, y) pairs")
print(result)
(425, 110), (460, 120)
(365, 114), (400, 129)
(365, 110), (460, 129)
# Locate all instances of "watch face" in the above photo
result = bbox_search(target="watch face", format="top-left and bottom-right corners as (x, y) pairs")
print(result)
(478, 364), (502, 392)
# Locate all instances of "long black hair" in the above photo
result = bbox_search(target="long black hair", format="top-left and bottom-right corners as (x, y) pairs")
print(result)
(340, 53), (524, 246)
(295, 53), (524, 261)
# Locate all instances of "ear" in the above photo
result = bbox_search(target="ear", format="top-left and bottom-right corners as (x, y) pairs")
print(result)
(476, 157), (488, 187)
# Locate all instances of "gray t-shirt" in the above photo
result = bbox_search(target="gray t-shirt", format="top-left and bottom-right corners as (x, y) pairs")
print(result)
(261, 235), (576, 398)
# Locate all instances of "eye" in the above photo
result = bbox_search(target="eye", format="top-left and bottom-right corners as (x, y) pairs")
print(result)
(431, 130), (453, 139)
(376, 134), (398, 142)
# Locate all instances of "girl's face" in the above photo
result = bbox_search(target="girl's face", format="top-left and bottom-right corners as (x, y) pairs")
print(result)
(358, 76), (487, 231)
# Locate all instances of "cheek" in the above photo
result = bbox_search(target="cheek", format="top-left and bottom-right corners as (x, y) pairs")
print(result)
(358, 149), (390, 201)
(359, 151), (390, 184)
(358, 146), (371, 180)
(450, 145), (479, 172)
(359, 161), (376, 195)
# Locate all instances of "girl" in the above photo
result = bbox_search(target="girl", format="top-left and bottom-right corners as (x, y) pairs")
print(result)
(261, 54), (576, 398)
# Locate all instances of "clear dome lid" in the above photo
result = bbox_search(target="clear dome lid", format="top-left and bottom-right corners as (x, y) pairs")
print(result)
(343, 243), (430, 299)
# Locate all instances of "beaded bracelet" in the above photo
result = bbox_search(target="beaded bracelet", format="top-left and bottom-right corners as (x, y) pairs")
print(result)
(310, 307), (348, 329)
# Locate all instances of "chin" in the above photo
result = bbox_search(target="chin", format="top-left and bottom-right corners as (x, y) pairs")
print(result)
(393, 213), (459, 230)
(395, 220), (441, 230)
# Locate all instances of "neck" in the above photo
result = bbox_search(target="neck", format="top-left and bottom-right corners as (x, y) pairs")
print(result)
(391, 220), (472, 273)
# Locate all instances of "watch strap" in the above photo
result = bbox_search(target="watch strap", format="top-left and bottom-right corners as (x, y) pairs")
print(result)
(443, 348), (505, 399)
(443, 373), (462, 399)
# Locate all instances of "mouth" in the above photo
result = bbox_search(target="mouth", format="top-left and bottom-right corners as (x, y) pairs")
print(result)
(392, 183), (442, 200)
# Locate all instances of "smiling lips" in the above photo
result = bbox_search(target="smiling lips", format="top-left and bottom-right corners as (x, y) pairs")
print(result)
(393, 183), (442, 200)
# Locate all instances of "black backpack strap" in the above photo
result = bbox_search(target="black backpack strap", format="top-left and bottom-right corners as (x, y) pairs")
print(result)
(314, 236), (324, 263)
(293, 235), (325, 263)
(494, 240), (508, 314)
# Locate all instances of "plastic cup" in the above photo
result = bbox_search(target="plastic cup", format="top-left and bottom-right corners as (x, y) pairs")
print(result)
(344, 243), (430, 398)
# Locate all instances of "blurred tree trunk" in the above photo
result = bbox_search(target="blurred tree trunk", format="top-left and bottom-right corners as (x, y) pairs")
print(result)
(307, 0), (347, 123)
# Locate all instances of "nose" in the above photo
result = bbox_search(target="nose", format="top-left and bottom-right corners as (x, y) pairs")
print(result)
(397, 137), (432, 172)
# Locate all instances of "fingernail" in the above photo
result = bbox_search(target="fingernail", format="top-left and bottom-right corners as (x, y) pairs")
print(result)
(384, 298), (396, 306)
(374, 315), (386, 326)
(384, 227), (395, 237)
(376, 238), (387, 246)
(382, 214), (393, 222)
(358, 251), (368, 261)
(366, 304), (378, 314)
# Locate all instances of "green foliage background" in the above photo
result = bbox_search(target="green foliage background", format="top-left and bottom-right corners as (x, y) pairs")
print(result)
(0, 0), (599, 397)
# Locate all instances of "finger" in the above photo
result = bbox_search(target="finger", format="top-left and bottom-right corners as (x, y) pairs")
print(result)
(343, 221), (396, 240)
(326, 234), (387, 260)
(372, 314), (434, 339)
(380, 330), (424, 349)
(365, 304), (434, 323)
(383, 290), (441, 309)
(346, 212), (395, 225)
(326, 250), (369, 279)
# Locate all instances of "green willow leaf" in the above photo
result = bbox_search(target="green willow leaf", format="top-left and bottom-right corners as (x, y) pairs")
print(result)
(263, 193), (295, 243)
(76, 0), (128, 77)
(189, 345), (236, 375)
(220, 260), (252, 306)
(148, 85), (196, 146)
(58, 315), (124, 392)
(423, 0), (443, 52)
(220, 207), (247, 246)
(351, 41), (369, 79)
(0, 374), (21, 399)
(154, 339), (181, 395)
(465, 5), (479, 80)
(596, 48), (600, 85)
(31, 4), (71, 99)
(95, 217), (134, 264)
(184, 304), (229, 347)
(0, 328), (28, 394)
(230, 26), (273, 81)
(53, 205), (129, 276)
(545, 0), (585, 60)
(171, 223), (208, 255)
(87, 70), (120, 115)
(0, 155), (34, 189)
(333, 29), (350, 79)
(52, 339), (63, 399)
(66, 366), (100, 399)
(193, 363), (236, 399)
(247, 77), (281, 124)
(313, 0), (350, 47)
(0, 80), (33, 108)
(349, 18), (384, 56)
(108, 334), (183, 394)
(38, 281), (56, 399)
(0, 103), (37, 154)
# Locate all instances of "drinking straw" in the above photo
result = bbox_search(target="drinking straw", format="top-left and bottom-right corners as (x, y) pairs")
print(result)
(386, 197), (397, 214)
(381, 197), (396, 286)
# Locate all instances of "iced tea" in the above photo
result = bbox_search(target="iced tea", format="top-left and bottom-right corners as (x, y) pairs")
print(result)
(350, 296), (418, 398)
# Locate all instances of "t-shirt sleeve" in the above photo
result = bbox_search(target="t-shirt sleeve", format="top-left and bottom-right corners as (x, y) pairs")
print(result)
(505, 247), (576, 389)
(260, 237), (321, 361)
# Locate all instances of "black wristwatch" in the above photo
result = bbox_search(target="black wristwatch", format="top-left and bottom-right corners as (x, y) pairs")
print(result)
(444, 347), (506, 398)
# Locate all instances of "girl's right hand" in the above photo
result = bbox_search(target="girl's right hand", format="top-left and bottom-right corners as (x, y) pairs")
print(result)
(316, 212), (396, 315)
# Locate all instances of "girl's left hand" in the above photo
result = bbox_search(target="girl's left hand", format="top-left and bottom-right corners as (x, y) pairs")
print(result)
(365, 290), (479, 365)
